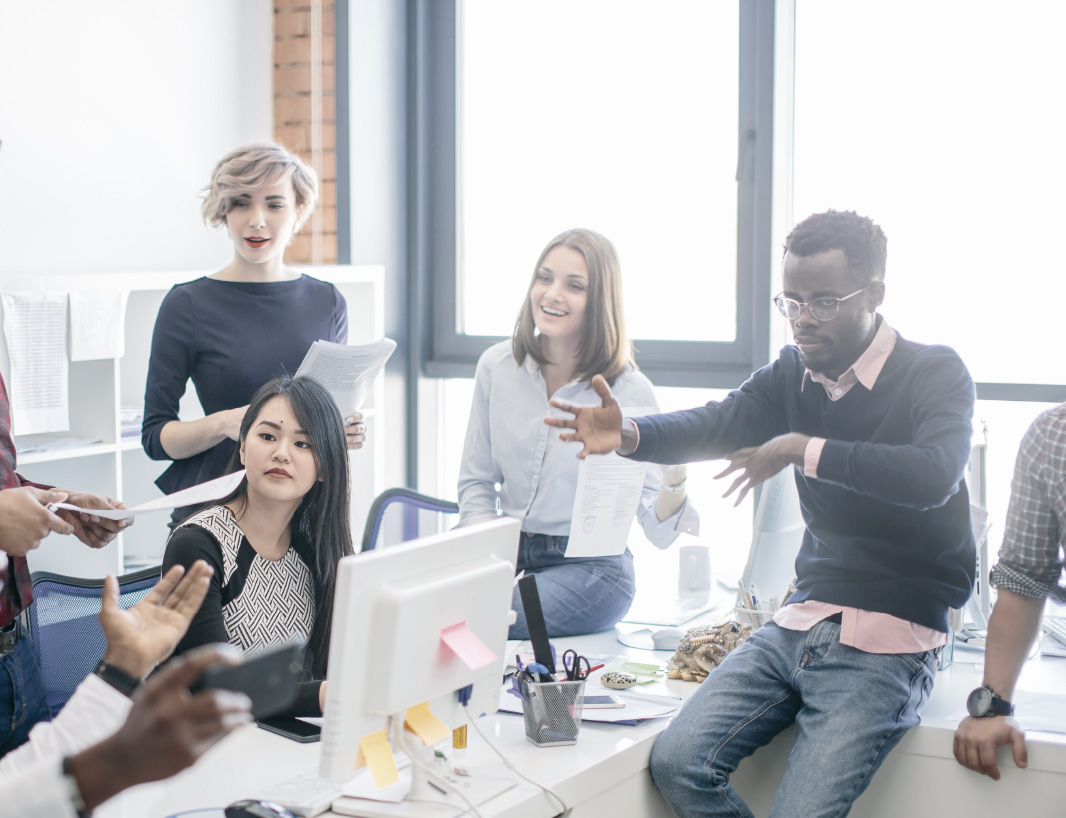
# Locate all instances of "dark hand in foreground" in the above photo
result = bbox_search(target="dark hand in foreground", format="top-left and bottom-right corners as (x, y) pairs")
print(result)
(715, 433), (810, 506)
(954, 715), (1027, 780)
(544, 374), (623, 459)
(69, 646), (252, 811)
(57, 491), (130, 549)
(0, 487), (74, 556)
(100, 561), (214, 679)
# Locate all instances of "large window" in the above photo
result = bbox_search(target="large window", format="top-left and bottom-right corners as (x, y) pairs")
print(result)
(793, 0), (1066, 557)
(415, 0), (775, 386)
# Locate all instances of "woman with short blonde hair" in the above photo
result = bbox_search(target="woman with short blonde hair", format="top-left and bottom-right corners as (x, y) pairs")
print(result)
(142, 142), (366, 525)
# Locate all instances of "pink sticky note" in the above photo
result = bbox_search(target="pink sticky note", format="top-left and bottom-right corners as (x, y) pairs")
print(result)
(440, 621), (497, 670)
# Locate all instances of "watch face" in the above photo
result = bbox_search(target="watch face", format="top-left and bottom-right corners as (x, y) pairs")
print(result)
(967, 686), (992, 717)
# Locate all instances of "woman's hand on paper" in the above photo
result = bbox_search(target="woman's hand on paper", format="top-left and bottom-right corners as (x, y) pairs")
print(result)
(344, 412), (367, 450)
(59, 491), (131, 548)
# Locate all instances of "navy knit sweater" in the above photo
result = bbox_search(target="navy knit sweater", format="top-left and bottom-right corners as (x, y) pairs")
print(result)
(632, 332), (976, 633)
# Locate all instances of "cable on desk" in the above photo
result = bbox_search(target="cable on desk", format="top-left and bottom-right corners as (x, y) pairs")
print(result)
(463, 702), (568, 816)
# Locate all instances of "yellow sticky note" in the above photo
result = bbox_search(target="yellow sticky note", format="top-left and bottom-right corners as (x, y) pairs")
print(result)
(357, 730), (399, 788)
(405, 701), (450, 745)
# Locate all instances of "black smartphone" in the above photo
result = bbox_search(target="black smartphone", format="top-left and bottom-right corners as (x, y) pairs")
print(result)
(189, 643), (303, 719)
(582, 694), (626, 709)
(257, 716), (322, 743)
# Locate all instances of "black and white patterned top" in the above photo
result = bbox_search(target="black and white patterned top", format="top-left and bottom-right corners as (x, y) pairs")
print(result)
(163, 505), (316, 657)
(989, 404), (1066, 603)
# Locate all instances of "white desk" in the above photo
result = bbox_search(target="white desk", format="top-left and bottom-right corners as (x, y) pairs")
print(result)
(97, 628), (1066, 818)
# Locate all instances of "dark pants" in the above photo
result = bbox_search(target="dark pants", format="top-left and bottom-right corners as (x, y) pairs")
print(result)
(0, 627), (51, 756)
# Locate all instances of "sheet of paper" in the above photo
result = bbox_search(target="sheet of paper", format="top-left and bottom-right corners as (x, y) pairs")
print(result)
(68, 290), (127, 361)
(52, 469), (246, 521)
(294, 337), (397, 415)
(565, 453), (648, 558)
(341, 766), (411, 803)
(497, 682), (680, 724)
(405, 702), (450, 745)
(440, 621), (497, 670)
(2, 292), (69, 434)
(357, 730), (399, 788)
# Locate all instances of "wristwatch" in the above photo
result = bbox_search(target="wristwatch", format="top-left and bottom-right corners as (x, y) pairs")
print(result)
(966, 685), (1014, 718)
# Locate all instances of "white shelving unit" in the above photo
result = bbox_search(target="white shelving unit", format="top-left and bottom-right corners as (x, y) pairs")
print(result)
(0, 266), (385, 579)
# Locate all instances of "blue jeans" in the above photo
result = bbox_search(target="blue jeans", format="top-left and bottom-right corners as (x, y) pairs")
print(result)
(650, 620), (937, 818)
(0, 632), (51, 755)
(509, 533), (635, 639)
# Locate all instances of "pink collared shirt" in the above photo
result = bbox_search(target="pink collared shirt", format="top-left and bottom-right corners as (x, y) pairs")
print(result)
(786, 317), (947, 653)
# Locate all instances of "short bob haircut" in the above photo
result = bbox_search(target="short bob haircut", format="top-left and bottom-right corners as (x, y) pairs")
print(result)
(201, 142), (319, 234)
(512, 228), (635, 385)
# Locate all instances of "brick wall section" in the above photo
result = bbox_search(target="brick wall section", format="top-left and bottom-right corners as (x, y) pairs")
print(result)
(274, 0), (337, 265)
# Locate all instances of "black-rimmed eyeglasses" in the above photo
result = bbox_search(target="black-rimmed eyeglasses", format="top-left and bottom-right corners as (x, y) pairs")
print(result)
(773, 284), (871, 322)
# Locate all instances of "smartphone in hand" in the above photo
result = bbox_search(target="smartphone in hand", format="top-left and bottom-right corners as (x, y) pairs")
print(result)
(190, 643), (303, 719)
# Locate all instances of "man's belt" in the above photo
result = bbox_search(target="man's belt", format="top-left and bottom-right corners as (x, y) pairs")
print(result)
(0, 620), (19, 656)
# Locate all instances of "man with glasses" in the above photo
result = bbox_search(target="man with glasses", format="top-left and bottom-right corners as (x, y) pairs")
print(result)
(546, 210), (976, 817)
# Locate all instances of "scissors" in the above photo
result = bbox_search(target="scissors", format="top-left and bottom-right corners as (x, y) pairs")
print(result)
(561, 649), (591, 681)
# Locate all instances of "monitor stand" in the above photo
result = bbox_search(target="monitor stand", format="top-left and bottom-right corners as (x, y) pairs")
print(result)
(330, 717), (518, 818)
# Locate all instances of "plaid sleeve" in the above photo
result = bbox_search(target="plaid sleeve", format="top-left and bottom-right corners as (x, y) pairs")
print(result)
(990, 406), (1066, 604)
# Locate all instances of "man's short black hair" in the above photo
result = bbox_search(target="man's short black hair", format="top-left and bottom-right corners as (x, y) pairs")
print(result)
(783, 210), (887, 285)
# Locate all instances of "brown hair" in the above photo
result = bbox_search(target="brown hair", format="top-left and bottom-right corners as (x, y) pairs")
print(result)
(512, 228), (634, 384)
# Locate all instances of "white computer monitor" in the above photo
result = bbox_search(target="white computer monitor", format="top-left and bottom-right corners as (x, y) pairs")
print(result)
(739, 466), (806, 603)
(320, 517), (520, 797)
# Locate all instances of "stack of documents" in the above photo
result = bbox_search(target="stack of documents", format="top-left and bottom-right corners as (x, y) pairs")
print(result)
(120, 407), (143, 438)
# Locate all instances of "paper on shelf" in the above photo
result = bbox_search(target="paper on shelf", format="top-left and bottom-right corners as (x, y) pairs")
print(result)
(52, 469), (246, 521)
(294, 337), (397, 415)
(69, 290), (127, 361)
(497, 681), (680, 724)
(1, 292), (69, 435)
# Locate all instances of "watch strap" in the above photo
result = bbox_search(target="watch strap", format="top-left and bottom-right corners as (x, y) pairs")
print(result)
(93, 659), (141, 698)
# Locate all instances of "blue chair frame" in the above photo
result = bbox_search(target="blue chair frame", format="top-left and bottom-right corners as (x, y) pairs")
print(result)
(360, 488), (460, 552)
(27, 565), (161, 716)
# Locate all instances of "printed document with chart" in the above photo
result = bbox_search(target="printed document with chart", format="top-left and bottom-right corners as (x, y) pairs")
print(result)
(563, 406), (656, 558)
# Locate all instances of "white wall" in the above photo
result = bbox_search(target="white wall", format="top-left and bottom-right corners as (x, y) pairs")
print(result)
(0, 0), (273, 276)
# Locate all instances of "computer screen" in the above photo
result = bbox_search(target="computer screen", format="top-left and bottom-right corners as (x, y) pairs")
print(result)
(739, 466), (806, 604)
(320, 517), (520, 785)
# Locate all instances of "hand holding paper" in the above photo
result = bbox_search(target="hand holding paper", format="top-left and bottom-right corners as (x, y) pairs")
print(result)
(50, 470), (246, 522)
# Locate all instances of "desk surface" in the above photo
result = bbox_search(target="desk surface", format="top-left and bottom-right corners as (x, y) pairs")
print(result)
(97, 625), (1066, 818)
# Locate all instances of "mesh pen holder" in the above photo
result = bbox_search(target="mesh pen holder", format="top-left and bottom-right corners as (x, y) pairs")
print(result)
(518, 677), (586, 747)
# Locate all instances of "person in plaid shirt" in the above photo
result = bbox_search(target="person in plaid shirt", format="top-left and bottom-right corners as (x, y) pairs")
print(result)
(954, 404), (1066, 779)
(0, 370), (129, 755)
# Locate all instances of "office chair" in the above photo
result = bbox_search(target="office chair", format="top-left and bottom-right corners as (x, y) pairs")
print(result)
(360, 487), (460, 552)
(27, 565), (161, 716)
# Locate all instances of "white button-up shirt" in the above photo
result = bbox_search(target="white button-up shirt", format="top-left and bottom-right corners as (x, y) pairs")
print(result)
(458, 341), (698, 547)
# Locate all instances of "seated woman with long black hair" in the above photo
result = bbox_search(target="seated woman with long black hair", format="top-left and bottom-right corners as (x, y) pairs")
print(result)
(162, 375), (352, 715)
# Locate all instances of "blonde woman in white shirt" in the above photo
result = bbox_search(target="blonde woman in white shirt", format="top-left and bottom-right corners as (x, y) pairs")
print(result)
(458, 228), (698, 638)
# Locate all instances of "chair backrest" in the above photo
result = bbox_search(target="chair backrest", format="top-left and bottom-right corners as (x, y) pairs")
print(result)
(27, 565), (161, 717)
(360, 488), (460, 552)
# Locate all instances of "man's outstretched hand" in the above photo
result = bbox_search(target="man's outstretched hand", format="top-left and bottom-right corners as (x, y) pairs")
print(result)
(544, 374), (624, 458)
